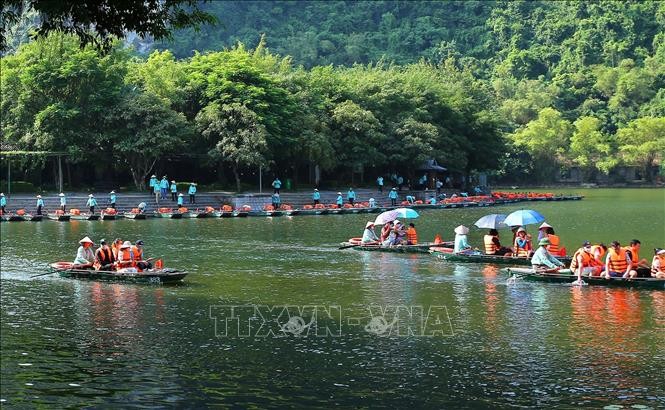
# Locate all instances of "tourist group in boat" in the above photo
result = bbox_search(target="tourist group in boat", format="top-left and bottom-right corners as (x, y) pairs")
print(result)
(72, 236), (160, 273)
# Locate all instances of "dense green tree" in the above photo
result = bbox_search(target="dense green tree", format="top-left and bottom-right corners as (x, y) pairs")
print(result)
(617, 117), (665, 182)
(196, 102), (268, 192)
(569, 116), (617, 179)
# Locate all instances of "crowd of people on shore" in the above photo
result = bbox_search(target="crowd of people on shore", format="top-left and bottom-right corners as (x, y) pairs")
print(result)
(73, 236), (158, 272)
(149, 175), (197, 205)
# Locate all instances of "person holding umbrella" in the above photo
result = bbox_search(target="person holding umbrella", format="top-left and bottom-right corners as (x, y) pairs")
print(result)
(531, 238), (564, 272)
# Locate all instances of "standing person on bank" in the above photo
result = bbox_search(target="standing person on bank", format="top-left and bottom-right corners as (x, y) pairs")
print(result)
(376, 176), (384, 192)
(347, 188), (356, 205)
(0, 193), (6, 214)
(149, 175), (157, 193)
(86, 194), (97, 214)
(109, 191), (117, 209)
(188, 183), (197, 204)
(153, 179), (161, 204)
(388, 188), (398, 206)
(59, 192), (67, 212)
(272, 177), (282, 194)
(159, 176), (169, 200)
(170, 180), (177, 201)
(312, 189), (320, 205)
(36, 195), (44, 215)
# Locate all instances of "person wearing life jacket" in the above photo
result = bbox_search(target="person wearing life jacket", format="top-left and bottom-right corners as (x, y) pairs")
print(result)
(513, 227), (532, 258)
(650, 248), (665, 279)
(73, 236), (95, 269)
(133, 240), (153, 271)
(570, 241), (603, 281)
(484, 229), (511, 256)
(591, 243), (607, 264)
(361, 221), (379, 245)
(117, 241), (136, 269)
(543, 226), (561, 255)
(94, 239), (116, 270)
(406, 223), (418, 245)
(624, 239), (650, 278)
(531, 238), (564, 271)
(111, 238), (123, 259)
(604, 240), (635, 279)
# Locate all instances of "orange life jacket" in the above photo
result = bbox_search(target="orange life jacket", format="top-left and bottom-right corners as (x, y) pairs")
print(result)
(406, 227), (418, 244)
(591, 245), (606, 262)
(607, 247), (628, 272)
(131, 246), (143, 262)
(570, 248), (593, 270)
(117, 248), (135, 268)
(623, 245), (639, 264)
(484, 235), (498, 255)
(547, 234), (560, 253)
(94, 247), (115, 270)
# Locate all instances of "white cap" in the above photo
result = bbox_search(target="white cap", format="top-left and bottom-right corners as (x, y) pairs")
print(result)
(0, 193), (4, 196)
(178, 193), (183, 196)
(314, 189), (318, 191)
(79, 236), (94, 244)
(36, 195), (42, 198)
(394, 219), (400, 225)
(88, 194), (94, 197)
(59, 193), (65, 196)
(110, 190), (115, 194)
(657, 249), (665, 255)
(337, 192), (342, 195)
(120, 241), (132, 249)
(365, 221), (374, 228)
(539, 222), (552, 229)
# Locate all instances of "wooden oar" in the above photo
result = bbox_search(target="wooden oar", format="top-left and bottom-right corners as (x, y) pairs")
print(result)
(339, 243), (362, 250)
(30, 270), (58, 278)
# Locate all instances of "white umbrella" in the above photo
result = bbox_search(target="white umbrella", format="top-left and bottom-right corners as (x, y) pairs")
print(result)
(374, 208), (419, 225)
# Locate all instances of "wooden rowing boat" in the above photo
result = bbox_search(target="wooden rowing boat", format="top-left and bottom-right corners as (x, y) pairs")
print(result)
(342, 241), (454, 254)
(70, 213), (100, 221)
(47, 213), (70, 221)
(7, 214), (26, 221)
(505, 267), (664, 290)
(431, 250), (572, 266)
(49, 262), (187, 284)
(124, 212), (147, 220)
(101, 213), (117, 220)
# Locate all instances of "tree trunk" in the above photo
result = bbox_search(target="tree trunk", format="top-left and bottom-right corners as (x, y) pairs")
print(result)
(233, 164), (241, 193)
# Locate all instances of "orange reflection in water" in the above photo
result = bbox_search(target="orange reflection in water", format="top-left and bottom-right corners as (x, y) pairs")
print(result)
(482, 265), (500, 333)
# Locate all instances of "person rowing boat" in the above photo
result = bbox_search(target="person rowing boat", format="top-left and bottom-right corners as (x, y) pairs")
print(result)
(361, 221), (379, 245)
(73, 236), (95, 269)
(531, 238), (565, 272)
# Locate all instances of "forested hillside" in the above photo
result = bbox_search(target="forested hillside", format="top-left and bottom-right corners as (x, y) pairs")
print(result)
(1, 1), (663, 189)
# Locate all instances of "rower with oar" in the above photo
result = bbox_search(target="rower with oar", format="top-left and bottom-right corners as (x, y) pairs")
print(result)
(361, 221), (380, 245)
(73, 236), (95, 269)
(531, 238), (565, 272)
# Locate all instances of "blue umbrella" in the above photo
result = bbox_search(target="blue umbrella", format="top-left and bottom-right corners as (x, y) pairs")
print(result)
(504, 209), (546, 227)
(374, 208), (419, 225)
(473, 214), (508, 229)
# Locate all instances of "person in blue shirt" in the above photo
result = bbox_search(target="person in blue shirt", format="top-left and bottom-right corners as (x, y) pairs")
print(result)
(159, 176), (169, 200)
(396, 176), (404, 191)
(336, 192), (343, 207)
(177, 193), (184, 206)
(368, 197), (376, 207)
(388, 188), (398, 206)
(153, 180), (161, 204)
(347, 188), (356, 205)
(109, 190), (117, 209)
(405, 195), (415, 204)
(149, 175), (157, 192)
(58, 192), (67, 212)
(36, 195), (44, 215)
(170, 180), (177, 201)
(0, 193), (6, 214)
(428, 195), (437, 205)
(86, 194), (98, 213)
(312, 189), (320, 205)
(376, 176), (384, 193)
(272, 178), (282, 194)
(188, 183), (197, 204)
(271, 193), (281, 209)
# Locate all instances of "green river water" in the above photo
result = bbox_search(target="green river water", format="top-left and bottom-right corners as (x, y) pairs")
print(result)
(1, 188), (664, 408)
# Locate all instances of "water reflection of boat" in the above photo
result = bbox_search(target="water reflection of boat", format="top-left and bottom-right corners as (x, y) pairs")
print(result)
(505, 268), (664, 290)
(49, 262), (187, 284)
